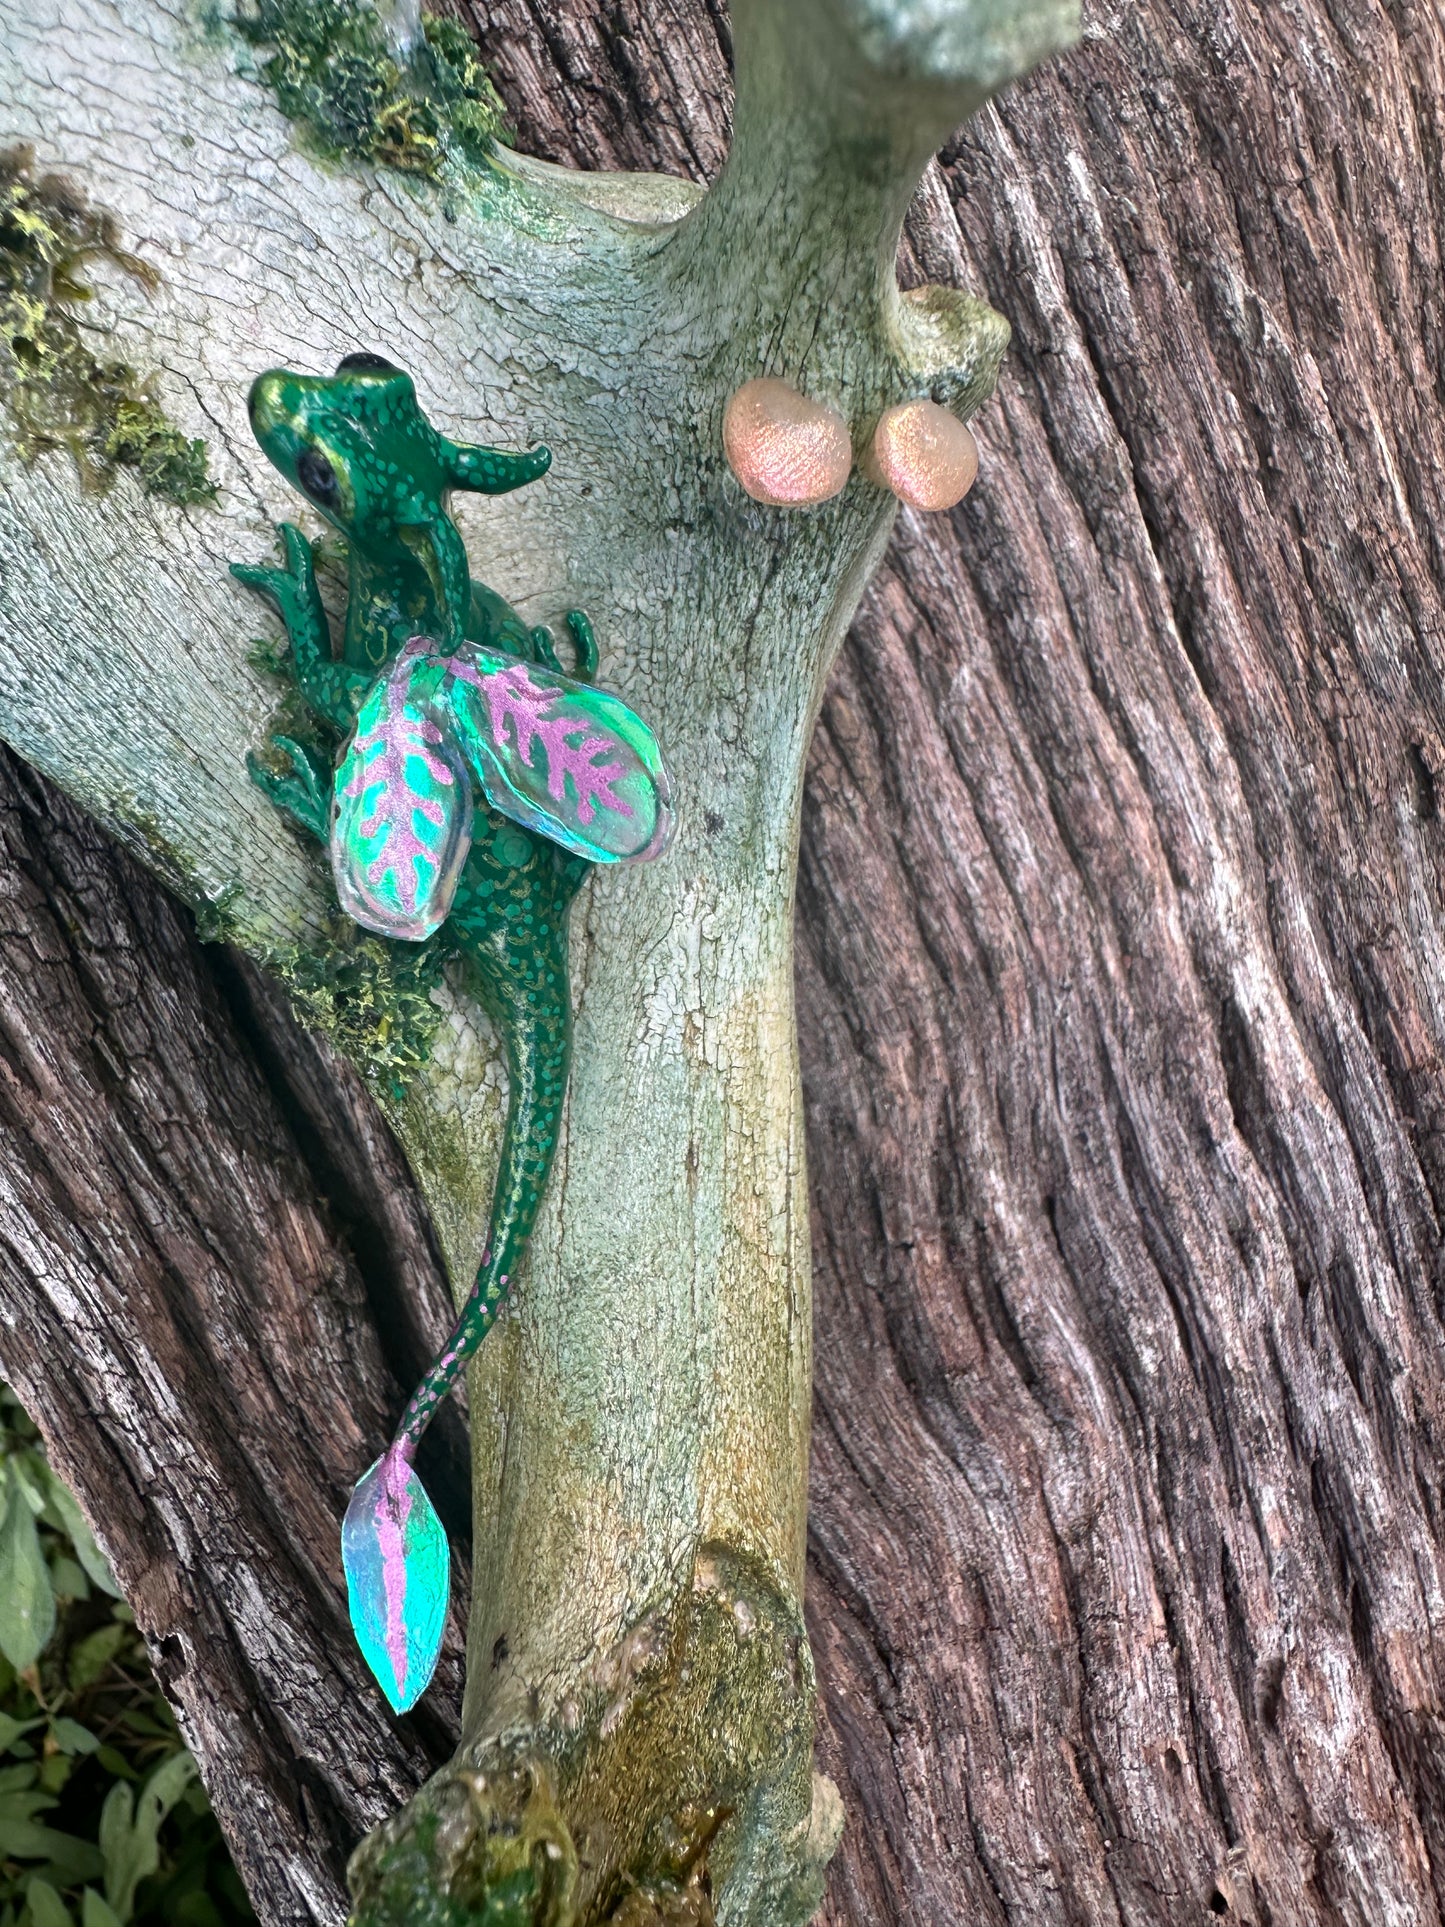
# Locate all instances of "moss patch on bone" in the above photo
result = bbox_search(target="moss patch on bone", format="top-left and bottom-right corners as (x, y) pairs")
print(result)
(264, 919), (453, 1100)
(234, 0), (506, 177)
(349, 1550), (828, 1927)
(348, 1759), (578, 1927)
(0, 147), (214, 505)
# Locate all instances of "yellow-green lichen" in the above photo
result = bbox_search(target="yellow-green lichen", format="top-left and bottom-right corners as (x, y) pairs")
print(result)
(234, 0), (506, 177)
(0, 147), (215, 504)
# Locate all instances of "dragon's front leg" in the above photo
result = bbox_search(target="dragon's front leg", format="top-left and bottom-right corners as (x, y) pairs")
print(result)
(232, 522), (370, 730)
(233, 522), (372, 841)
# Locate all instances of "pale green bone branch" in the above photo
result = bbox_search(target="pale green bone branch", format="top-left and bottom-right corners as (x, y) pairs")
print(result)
(0, 0), (1077, 1919)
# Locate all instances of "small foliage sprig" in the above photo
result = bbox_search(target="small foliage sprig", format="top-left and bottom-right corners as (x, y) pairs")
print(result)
(0, 1388), (254, 1927)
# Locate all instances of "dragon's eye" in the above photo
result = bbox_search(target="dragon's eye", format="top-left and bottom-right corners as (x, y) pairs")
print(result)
(297, 448), (341, 509)
(336, 352), (398, 375)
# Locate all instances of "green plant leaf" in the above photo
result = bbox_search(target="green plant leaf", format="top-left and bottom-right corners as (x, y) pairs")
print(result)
(0, 1484), (55, 1670)
(37, 1473), (119, 1599)
(81, 1894), (122, 1927)
(111, 1709), (168, 1741)
(0, 1786), (55, 1822)
(49, 1720), (98, 1757)
(97, 1783), (132, 1901)
(9, 1452), (47, 1516)
(25, 1877), (73, 1927)
(0, 1714), (42, 1752)
(47, 1558), (90, 1603)
(101, 1752), (197, 1922)
(67, 1625), (124, 1692)
(0, 1815), (102, 1883)
(38, 1751), (75, 1796)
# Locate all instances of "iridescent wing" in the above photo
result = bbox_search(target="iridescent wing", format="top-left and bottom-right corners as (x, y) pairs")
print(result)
(443, 646), (673, 865)
(341, 1449), (449, 1714)
(330, 643), (472, 941)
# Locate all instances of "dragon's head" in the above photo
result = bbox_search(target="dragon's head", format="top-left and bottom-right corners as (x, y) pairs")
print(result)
(248, 351), (551, 539)
(246, 353), (449, 546)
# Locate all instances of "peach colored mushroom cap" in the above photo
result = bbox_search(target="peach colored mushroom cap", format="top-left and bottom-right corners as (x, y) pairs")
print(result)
(723, 378), (853, 508)
(866, 399), (979, 511)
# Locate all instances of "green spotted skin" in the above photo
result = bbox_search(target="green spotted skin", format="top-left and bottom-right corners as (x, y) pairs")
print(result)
(399, 820), (585, 1446)
(232, 354), (594, 1452)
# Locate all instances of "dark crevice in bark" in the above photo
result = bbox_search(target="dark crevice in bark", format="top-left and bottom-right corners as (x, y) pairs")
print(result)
(0, 742), (460, 1926)
(203, 944), (474, 1551)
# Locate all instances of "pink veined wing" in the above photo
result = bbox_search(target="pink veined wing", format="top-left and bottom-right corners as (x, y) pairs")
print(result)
(442, 645), (673, 864)
(331, 639), (473, 941)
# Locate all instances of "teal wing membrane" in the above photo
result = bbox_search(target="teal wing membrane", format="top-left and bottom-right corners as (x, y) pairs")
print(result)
(443, 644), (673, 865)
(330, 641), (474, 941)
(331, 637), (673, 948)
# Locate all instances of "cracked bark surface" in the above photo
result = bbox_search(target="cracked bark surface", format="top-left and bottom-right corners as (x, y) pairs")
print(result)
(1, 0), (1443, 1923)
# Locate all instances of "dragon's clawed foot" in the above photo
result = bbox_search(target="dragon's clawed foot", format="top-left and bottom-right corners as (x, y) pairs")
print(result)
(232, 522), (368, 729)
(246, 734), (330, 841)
(565, 609), (599, 681)
(230, 520), (318, 636)
(529, 609), (600, 682)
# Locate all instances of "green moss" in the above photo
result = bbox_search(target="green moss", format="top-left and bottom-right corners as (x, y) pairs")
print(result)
(104, 394), (213, 502)
(0, 146), (216, 505)
(350, 1552), (830, 1927)
(128, 777), (445, 1095)
(349, 1760), (578, 1927)
(599, 1812), (722, 1925)
(235, 0), (506, 177)
(266, 917), (452, 1099)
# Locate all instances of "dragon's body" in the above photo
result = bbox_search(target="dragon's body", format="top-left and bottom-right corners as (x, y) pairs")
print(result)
(230, 356), (665, 1708)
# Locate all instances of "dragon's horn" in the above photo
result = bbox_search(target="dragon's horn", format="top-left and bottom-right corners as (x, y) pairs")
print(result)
(442, 436), (552, 496)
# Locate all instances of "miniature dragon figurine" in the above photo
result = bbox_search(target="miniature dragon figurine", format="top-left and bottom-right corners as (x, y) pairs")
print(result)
(232, 353), (671, 1712)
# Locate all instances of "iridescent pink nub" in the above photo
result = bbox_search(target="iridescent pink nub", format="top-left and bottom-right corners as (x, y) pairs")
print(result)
(723, 378), (852, 507)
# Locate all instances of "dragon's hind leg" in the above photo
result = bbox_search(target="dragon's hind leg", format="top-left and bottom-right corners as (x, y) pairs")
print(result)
(527, 607), (599, 682)
(246, 735), (331, 842)
(564, 608), (599, 680)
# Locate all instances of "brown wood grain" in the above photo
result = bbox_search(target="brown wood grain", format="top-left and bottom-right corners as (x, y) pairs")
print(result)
(801, 3), (1445, 1919)
(3, 1), (1444, 1922)
(0, 751), (468, 1923)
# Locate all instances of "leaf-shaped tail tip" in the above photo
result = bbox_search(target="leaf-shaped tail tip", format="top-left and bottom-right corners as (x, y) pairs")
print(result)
(342, 1449), (450, 1714)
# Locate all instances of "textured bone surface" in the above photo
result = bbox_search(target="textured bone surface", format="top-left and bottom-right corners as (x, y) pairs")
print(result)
(865, 398), (979, 509)
(722, 378), (853, 507)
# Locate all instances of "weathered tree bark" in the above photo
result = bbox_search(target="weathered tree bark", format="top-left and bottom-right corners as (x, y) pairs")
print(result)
(2, 1), (1442, 1925)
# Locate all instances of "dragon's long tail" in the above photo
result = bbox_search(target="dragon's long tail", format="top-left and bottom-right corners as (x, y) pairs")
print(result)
(342, 937), (572, 1713)
(392, 976), (569, 1457)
